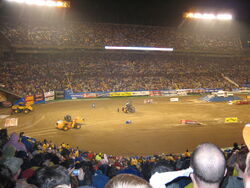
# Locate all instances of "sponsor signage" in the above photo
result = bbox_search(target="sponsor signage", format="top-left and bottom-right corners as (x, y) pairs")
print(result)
(83, 93), (97, 98)
(70, 93), (85, 99)
(132, 91), (149, 96)
(149, 91), (162, 96)
(96, 92), (110, 98)
(25, 95), (34, 105)
(170, 98), (179, 102)
(34, 93), (45, 104)
(109, 92), (133, 97)
(55, 90), (64, 100)
(44, 91), (55, 101)
(5, 118), (18, 127)
(225, 117), (238, 123)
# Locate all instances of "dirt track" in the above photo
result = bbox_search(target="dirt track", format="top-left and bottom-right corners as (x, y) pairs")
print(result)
(0, 95), (249, 156)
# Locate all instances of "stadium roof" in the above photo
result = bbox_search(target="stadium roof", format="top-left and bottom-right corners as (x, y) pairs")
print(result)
(70, 0), (248, 26)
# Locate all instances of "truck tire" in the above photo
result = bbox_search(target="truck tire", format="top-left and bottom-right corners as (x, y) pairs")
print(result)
(75, 124), (81, 129)
(63, 126), (68, 131)
(14, 109), (20, 114)
(24, 109), (30, 114)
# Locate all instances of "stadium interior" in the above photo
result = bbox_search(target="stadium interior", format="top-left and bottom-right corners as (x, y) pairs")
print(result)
(0, 0), (250, 187)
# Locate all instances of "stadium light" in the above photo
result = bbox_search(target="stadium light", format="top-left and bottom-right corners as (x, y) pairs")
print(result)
(105, 46), (174, 52)
(6, 0), (70, 7)
(216, 14), (232, 20)
(185, 12), (232, 20)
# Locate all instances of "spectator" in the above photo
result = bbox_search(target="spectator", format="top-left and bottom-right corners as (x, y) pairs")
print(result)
(243, 123), (250, 188)
(221, 149), (248, 188)
(31, 165), (71, 188)
(0, 145), (16, 162)
(0, 164), (16, 188)
(2, 156), (23, 181)
(244, 152), (250, 188)
(105, 174), (152, 188)
(3, 132), (27, 153)
(150, 160), (181, 188)
(190, 143), (226, 188)
(149, 164), (192, 188)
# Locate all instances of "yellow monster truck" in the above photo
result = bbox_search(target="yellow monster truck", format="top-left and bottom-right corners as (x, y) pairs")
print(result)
(12, 103), (33, 114)
(56, 115), (85, 131)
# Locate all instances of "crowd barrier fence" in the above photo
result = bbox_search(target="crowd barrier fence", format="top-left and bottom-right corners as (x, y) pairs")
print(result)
(13, 87), (249, 105)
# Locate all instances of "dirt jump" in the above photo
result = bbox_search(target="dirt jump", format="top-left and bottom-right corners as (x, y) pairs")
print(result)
(0, 95), (249, 156)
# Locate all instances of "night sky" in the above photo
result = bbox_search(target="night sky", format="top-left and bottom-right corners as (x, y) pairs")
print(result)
(0, 0), (250, 27)
(69, 0), (250, 26)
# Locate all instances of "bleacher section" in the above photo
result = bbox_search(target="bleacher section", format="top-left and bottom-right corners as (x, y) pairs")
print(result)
(0, 21), (242, 52)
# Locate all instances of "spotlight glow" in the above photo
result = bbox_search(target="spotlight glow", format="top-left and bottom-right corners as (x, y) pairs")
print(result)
(185, 12), (232, 20)
(6, 0), (70, 7)
(105, 46), (174, 52)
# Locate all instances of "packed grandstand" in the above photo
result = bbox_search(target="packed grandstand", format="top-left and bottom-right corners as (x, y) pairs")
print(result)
(0, 20), (241, 51)
(0, 20), (249, 97)
(0, 53), (249, 96)
(0, 4), (250, 188)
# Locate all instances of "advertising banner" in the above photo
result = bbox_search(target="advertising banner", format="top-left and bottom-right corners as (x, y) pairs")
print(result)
(161, 90), (178, 96)
(205, 89), (220, 93)
(170, 98), (179, 102)
(34, 93), (45, 104)
(14, 98), (25, 105)
(44, 91), (55, 101)
(239, 88), (250, 93)
(109, 92), (133, 97)
(5, 118), (18, 127)
(83, 93), (97, 98)
(96, 92), (110, 98)
(225, 117), (238, 123)
(67, 92), (97, 99)
(24, 95), (34, 105)
(55, 90), (64, 100)
(64, 90), (73, 100)
(131, 91), (149, 96)
(176, 89), (188, 96)
(70, 93), (84, 99)
(184, 89), (205, 95)
(149, 91), (162, 96)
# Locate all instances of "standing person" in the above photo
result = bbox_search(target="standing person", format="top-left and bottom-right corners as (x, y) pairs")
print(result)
(3, 132), (27, 152)
(92, 103), (96, 109)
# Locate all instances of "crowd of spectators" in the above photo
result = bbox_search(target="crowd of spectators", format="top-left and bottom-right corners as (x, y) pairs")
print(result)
(0, 126), (249, 188)
(0, 53), (249, 96)
(0, 21), (242, 51)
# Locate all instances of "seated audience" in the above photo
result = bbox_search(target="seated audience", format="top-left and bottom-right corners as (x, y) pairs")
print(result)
(31, 165), (71, 188)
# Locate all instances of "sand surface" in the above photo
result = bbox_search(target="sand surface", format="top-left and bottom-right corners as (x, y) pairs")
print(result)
(1, 95), (249, 156)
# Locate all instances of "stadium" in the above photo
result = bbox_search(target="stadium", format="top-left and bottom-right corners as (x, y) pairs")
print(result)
(0, 0), (250, 187)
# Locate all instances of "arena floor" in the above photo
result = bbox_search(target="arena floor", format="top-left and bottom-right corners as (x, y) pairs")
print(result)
(0, 95), (249, 156)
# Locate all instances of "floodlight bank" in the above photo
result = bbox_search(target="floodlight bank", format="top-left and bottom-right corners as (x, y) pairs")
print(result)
(186, 12), (232, 20)
(6, 0), (68, 7)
